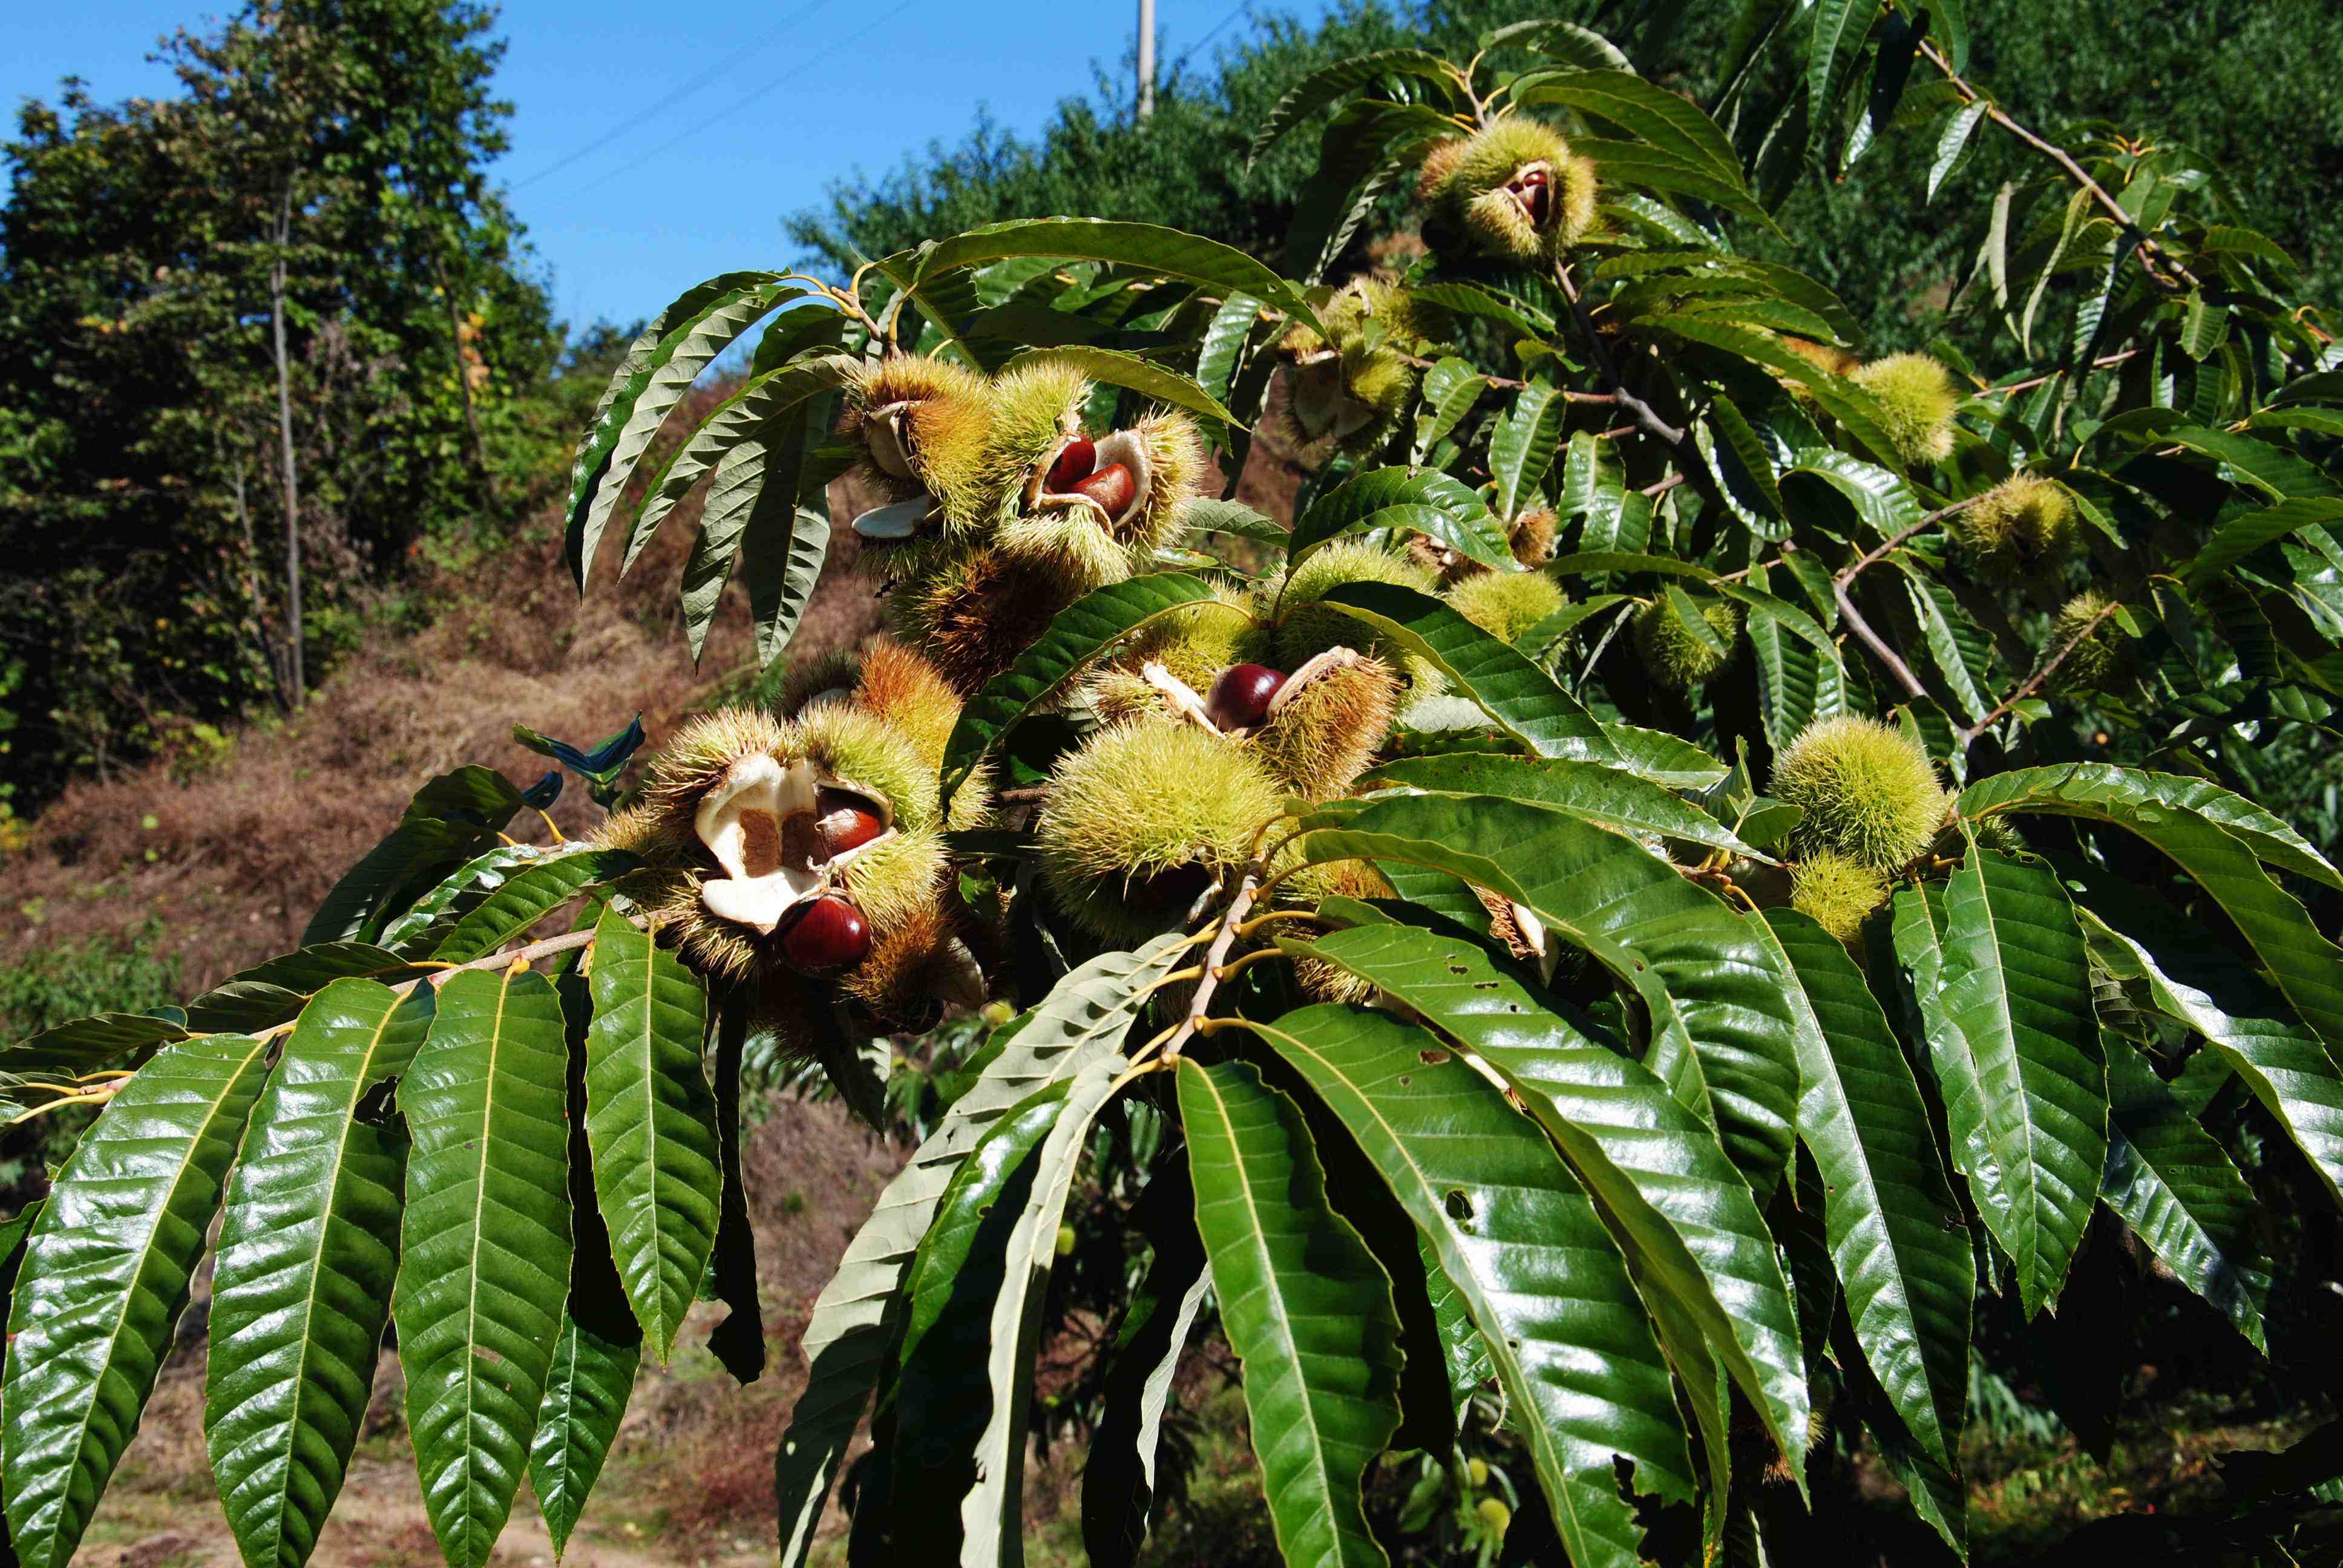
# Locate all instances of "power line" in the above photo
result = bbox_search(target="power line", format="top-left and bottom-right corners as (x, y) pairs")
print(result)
(509, 0), (836, 191)
(558, 0), (923, 202)
(1172, 0), (1253, 74)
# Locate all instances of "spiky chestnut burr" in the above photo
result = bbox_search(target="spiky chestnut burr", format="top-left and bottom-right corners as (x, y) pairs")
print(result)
(840, 354), (996, 551)
(1631, 592), (1742, 690)
(1444, 568), (1566, 646)
(1267, 277), (1453, 462)
(1948, 473), (2080, 584)
(1772, 714), (1948, 873)
(2046, 590), (2133, 691)
(1261, 538), (1446, 696)
(1034, 722), (1285, 944)
(1420, 116), (1598, 264)
(1850, 353), (1961, 468)
(1789, 851), (1890, 945)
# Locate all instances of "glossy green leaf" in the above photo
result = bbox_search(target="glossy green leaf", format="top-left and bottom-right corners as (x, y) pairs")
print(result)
(1651, 316), (1902, 467)
(184, 943), (424, 1035)
(740, 483), (831, 670)
(529, 971), (642, 1559)
(939, 573), (1222, 805)
(997, 345), (1239, 431)
(1317, 582), (1617, 763)
(2183, 498), (2343, 593)
(1726, 578), (1850, 747)
(380, 844), (559, 956)
(1412, 357), (1489, 460)
(1194, 293), (1264, 407)
(205, 979), (439, 1568)
(628, 355), (856, 576)
(1296, 790), (1800, 1187)
(1930, 849), (2106, 1317)
(1490, 382), (1565, 521)
(1246, 49), (1464, 167)
(1568, 142), (1782, 233)
(1516, 68), (1745, 189)
(1928, 99), (1988, 201)
(681, 393), (825, 662)
(959, 1054), (1130, 1564)
(2081, 909), (2343, 1206)
(1250, 1005), (1694, 1568)
(2100, 1038), (2270, 1353)
(428, 849), (635, 964)
(2, 1034), (271, 1568)
(302, 816), (504, 951)
(1956, 766), (2343, 1049)
(1761, 910), (1973, 1466)
(583, 907), (720, 1363)
(1178, 1057), (1401, 1568)
(773, 933), (1189, 1566)
(1287, 921), (1813, 1487)
(911, 219), (1319, 332)
(1359, 752), (1771, 861)
(396, 967), (574, 1568)
(1288, 468), (1511, 569)
(1180, 497), (1287, 546)
(885, 1083), (1066, 1557)
(564, 273), (799, 586)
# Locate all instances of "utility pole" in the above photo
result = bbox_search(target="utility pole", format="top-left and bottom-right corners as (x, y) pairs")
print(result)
(1137, 0), (1155, 120)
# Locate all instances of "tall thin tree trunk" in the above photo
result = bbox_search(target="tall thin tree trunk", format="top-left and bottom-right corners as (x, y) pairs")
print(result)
(226, 445), (284, 710)
(270, 186), (304, 705)
(436, 250), (496, 509)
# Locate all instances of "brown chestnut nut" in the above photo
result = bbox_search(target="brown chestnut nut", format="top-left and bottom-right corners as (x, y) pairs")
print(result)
(1205, 664), (1288, 730)
(781, 895), (871, 970)
(1072, 461), (1136, 520)
(1512, 166), (1552, 226)
(1045, 436), (1096, 492)
(816, 788), (885, 857)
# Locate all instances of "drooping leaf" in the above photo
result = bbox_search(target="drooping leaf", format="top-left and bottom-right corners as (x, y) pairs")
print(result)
(1928, 848), (2106, 1318)
(565, 273), (799, 586)
(2081, 909), (2343, 1206)
(939, 573), (1224, 805)
(529, 971), (641, 1559)
(1296, 790), (1801, 1188)
(1319, 582), (1618, 763)
(396, 967), (574, 1568)
(1956, 766), (2343, 1049)
(1245, 49), (1465, 167)
(1288, 921), (1814, 1486)
(1515, 68), (1746, 189)
(886, 1085), (1068, 1558)
(773, 934), (1189, 1566)
(205, 980), (439, 1568)
(705, 1010), (764, 1384)
(1178, 1058), (1402, 1568)
(908, 219), (1320, 332)
(958, 1055), (1130, 1565)
(582, 907), (720, 1364)
(1761, 910), (1973, 1466)
(996, 346), (1239, 432)
(2100, 1038), (2272, 1353)
(1251, 1005), (1695, 1568)
(2, 1033), (271, 1568)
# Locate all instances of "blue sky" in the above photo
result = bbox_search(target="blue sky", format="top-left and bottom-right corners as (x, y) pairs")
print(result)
(4, 0), (1336, 334)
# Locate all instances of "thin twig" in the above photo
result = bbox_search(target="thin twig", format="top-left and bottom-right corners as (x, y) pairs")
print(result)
(1834, 493), (1991, 588)
(1640, 472), (1688, 499)
(1835, 580), (1929, 701)
(1980, 348), (2141, 398)
(1916, 38), (2197, 293)
(1556, 265), (1688, 446)
(1161, 867), (1263, 1062)
(1956, 591), (2128, 743)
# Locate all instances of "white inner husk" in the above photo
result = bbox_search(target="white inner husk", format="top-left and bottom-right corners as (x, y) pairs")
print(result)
(695, 755), (894, 934)
(1029, 428), (1154, 529)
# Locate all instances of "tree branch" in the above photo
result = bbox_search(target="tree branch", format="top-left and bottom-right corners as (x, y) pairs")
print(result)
(1956, 590), (2128, 743)
(1161, 867), (1263, 1062)
(1835, 580), (1929, 702)
(1916, 38), (2198, 293)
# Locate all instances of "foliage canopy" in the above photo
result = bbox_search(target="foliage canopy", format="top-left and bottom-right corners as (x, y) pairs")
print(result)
(8, 5), (2343, 1567)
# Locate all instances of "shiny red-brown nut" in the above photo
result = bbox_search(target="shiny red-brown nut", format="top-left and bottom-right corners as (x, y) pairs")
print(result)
(781, 895), (871, 970)
(1513, 166), (1552, 226)
(1205, 663), (1288, 730)
(1045, 436), (1097, 492)
(816, 788), (885, 857)
(1072, 461), (1136, 519)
